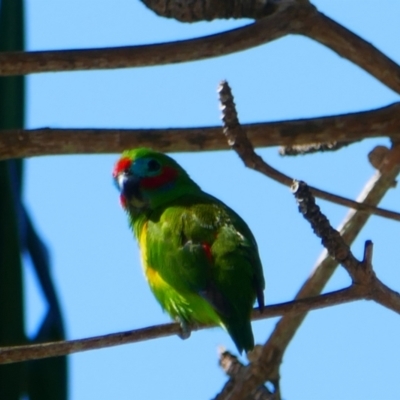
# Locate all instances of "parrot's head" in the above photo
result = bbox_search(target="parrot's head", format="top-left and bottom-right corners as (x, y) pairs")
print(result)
(113, 148), (200, 213)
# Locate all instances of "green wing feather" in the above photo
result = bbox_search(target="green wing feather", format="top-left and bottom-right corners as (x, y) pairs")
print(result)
(144, 192), (264, 353)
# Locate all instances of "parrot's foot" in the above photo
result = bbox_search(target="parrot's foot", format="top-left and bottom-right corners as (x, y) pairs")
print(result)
(177, 319), (192, 340)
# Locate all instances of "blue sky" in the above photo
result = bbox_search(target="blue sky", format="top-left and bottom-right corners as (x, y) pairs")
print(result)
(22, 1), (400, 399)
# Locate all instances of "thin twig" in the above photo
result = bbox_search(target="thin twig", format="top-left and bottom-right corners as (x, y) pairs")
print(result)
(0, 287), (361, 365)
(218, 81), (400, 221)
(292, 182), (400, 313)
(293, 181), (371, 280)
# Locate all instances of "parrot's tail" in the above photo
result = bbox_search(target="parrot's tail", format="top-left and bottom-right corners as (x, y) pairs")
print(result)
(224, 318), (254, 354)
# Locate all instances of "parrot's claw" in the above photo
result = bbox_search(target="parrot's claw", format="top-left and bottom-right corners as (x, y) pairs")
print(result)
(177, 319), (192, 340)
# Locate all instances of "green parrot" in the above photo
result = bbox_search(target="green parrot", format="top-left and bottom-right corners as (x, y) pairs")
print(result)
(112, 148), (265, 353)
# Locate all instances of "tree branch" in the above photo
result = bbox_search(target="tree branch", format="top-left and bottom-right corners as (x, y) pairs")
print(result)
(240, 141), (400, 393)
(215, 185), (400, 400)
(1, 102), (400, 160)
(296, 9), (400, 95)
(140, 0), (277, 22)
(216, 349), (276, 400)
(279, 141), (352, 156)
(293, 182), (400, 313)
(218, 81), (400, 221)
(0, 286), (362, 365)
(215, 81), (400, 400)
(0, 1), (304, 76)
(0, 0), (398, 101)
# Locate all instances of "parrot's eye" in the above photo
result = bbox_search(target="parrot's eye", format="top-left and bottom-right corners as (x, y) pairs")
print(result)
(147, 159), (161, 173)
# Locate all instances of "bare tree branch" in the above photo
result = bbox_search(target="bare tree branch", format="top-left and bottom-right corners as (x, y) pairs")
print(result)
(215, 349), (276, 400)
(1, 102), (400, 160)
(215, 81), (400, 400)
(243, 141), (400, 392)
(0, 1), (304, 76)
(0, 287), (362, 365)
(140, 0), (277, 21)
(297, 10), (400, 95)
(279, 141), (352, 156)
(218, 81), (400, 221)
(368, 145), (391, 170)
(215, 186), (400, 400)
(1, 0), (399, 98)
(293, 182), (400, 313)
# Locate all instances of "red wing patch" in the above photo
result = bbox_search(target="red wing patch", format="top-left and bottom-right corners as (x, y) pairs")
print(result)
(113, 157), (132, 178)
(202, 243), (213, 263)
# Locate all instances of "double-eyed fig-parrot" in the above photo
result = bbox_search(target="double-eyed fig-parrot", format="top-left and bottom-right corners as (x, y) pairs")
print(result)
(113, 148), (265, 353)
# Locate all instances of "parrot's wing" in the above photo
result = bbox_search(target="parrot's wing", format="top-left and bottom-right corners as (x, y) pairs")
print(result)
(146, 194), (265, 315)
(207, 215), (265, 313)
(199, 280), (233, 318)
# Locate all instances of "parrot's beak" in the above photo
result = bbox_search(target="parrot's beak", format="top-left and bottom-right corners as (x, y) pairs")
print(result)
(117, 173), (146, 207)
(118, 172), (141, 199)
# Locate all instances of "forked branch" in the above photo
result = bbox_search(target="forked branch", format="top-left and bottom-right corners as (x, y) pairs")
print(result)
(0, 1), (304, 76)
(218, 81), (400, 221)
(0, 0), (400, 99)
(215, 81), (400, 400)
(215, 183), (400, 400)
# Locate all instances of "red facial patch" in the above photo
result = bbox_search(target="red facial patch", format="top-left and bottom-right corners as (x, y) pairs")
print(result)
(119, 194), (127, 209)
(202, 243), (213, 263)
(140, 166), (178, 189)
(113, 157), (132, 178)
